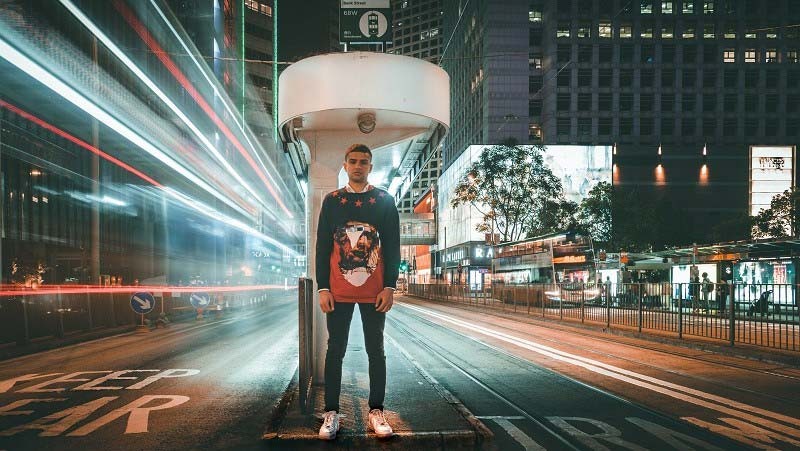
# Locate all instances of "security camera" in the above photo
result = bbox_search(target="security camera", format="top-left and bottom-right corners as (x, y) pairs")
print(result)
(357, 112), (376, 134)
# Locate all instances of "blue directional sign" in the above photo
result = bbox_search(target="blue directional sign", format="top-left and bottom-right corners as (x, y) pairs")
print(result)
(130, 292), (156, 314)
(189, 292), (211, 309)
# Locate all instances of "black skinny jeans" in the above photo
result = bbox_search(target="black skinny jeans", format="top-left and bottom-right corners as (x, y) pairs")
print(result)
(324, 302), (386, 412)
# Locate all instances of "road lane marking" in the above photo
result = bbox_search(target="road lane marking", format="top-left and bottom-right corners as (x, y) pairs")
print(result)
(0, 373), (64, 393)
(387, 329), (577, 450)
(68, 395), (190, 435)
(400, 303), (800, 446)
(0, 398), (65, 416)
(491, 417), (546, 451)
(547, 417), (648, 451)
(0, 397), (117, 437)
(126, 369), (200, 390)
(73, 370), (161, 390)
(680, 416), (800, 450)
(17, 371), (112, 393)
(625, 417), (726, 451)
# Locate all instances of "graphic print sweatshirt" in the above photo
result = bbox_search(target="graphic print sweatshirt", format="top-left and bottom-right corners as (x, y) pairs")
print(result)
(315, 187), (400, 303)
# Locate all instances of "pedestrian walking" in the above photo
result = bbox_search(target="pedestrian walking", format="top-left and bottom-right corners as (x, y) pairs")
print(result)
(316, 144), (400, 441)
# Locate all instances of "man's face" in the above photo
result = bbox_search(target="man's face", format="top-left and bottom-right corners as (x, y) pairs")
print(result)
(343, 151), (372, 184)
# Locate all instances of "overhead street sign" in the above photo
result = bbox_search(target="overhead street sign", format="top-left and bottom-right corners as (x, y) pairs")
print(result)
(189, 292), (211, 309)
(340, 0), (392, 44)
(130, 292), (156, 315)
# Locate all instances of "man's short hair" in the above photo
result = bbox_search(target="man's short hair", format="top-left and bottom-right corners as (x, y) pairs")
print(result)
(344, 144), (372, 161)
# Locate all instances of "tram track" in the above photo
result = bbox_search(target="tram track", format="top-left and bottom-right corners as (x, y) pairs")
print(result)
(408, 297), (800, 387)
(386, 308), (748, 450)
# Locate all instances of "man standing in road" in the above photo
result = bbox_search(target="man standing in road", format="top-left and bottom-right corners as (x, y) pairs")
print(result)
(316, 143), (400, 440)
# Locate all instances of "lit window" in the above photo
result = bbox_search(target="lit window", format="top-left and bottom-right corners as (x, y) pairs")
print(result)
(662, 1), (673, 13)
(723, 49), (735, 62)
(420, 30), (429, 40)
(683, 1), (694, 13)
(641, 0), (653, 14)
(402, 1), (408, 7)
(245, 0), (258, 11)
(529, 57), (542, 69)
(704, 24), (715, 38)
(766, 32), (777, 39)
(261, 4), (272, 16)
(430, 28), (439, 37)
(642, 27), (653, 38)
(703, 1), (714, 13)
(599, 22), (612, 38)
(787, 50), (799, 63)
(557, 22), (571, 38)
(765, 49), (777, 63)
(683, 26), (695, 38)
(620, 24), (632, 38)
(745, 31), (756, 39)
(577, 22), (591, 38)
(529, 10), (542, 22)
(745, 49), (756, 63)
(724, 26), (736, 39)
(662, 26), (674, 38)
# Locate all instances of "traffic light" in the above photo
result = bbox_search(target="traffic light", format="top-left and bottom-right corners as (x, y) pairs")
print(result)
(399, 260), (409, 273)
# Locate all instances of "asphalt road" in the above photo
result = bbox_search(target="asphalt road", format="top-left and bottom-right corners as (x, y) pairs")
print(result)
(390, 297), (800, 451)
(0, 293), (298, 451)
(1, 293), (798, 450)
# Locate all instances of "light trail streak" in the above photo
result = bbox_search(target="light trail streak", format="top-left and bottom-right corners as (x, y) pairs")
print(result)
(0, 99), (297, 257)
(113, 0), (293, 218)
(0, 285), (290, 297)
(150, 0), (288, 198)
(0, 35), (253, 220)
(0, 100), (162, 187)
(57, 0), (267, 216)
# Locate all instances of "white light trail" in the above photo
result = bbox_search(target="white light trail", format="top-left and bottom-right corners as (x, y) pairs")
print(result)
(148, 0), (293, 217)
(58, 0), (269, 213)
(0, 36), (252, 220)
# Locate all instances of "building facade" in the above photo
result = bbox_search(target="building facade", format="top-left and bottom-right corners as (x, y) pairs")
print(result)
(441, 0), (800, 246)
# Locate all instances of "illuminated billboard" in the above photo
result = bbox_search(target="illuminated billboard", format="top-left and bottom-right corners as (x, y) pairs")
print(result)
(438, 145), (612, 248)
(749, 145), (795, 216)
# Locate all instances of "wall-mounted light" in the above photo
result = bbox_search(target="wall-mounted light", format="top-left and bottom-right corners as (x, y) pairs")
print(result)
(702, 143), (708, 164)
(657, 144), (663, 166)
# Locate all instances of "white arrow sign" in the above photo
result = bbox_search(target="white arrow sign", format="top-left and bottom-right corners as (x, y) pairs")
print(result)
(191, 294), (209, 306)
(133, 295), (152, 310)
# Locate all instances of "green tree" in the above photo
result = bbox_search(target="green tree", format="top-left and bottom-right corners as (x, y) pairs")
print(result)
(451, 144), (569, 243)
(576, 181), (612, 246)
(752, 188), (800, 239)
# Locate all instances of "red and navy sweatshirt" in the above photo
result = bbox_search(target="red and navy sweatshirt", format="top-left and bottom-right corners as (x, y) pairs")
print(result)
(315, 186), (400, 303)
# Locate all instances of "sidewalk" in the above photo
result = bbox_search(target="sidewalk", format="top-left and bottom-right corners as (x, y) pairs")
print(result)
(262, 309), (491, 450)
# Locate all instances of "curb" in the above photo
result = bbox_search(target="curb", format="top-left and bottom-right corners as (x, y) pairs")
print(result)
(262, 365), (299, 440)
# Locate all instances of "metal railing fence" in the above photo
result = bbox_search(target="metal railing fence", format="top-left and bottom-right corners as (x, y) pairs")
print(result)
(408, 282), (800, 352)
(0, 287), (280, 348)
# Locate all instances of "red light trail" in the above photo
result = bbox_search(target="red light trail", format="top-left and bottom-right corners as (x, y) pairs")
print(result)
(0, 99), (163, 187)
(0, 284), (289, 297)
(113, 0), (293, 218)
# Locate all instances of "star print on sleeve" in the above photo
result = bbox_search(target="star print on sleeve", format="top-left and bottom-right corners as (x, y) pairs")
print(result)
(331, 190), (339, 197)
(355, 200), (363, 207)
(368, 197), (376, 204)
(340, 197), (348, 205)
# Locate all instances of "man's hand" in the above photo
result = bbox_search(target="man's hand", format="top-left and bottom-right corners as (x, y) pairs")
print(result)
(375, 288), (394, 313)
(319, 290), (335, 313)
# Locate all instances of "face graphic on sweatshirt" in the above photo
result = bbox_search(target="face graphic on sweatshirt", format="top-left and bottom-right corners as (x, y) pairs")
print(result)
(333, 221), (381, 286)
